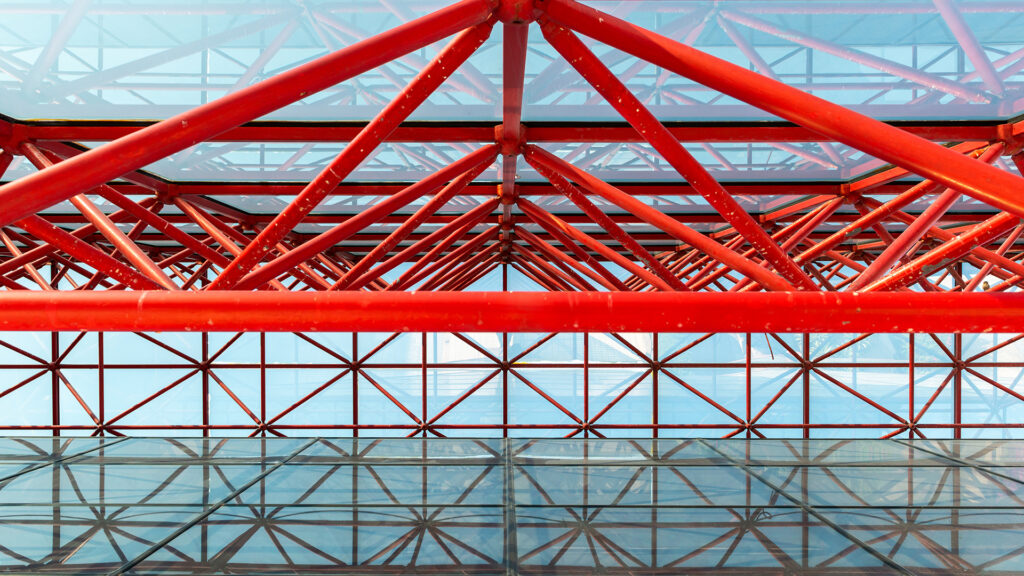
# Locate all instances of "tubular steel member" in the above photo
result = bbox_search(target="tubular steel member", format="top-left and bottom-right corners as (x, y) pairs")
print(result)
(3, 291), (1024, 333)
(538, 0), (1024, 218)
(524, 145), (797, 291)
(0, 0), (497, 228)
(209, 21), (497, 290)
(862, 212), (1021, 292)
(232, 145), (498, 291)
(849, 143), (1006, 291)
(381, 203), (500, 290)
(344, 198), (500, 292)
(330, 160), (493, 290)
(539, 19), (817, 291)
(13, 216), (164, 290)
(526, 161), (688, 290)
(518, 198), (675, 291)
(20, 143), (180, 291)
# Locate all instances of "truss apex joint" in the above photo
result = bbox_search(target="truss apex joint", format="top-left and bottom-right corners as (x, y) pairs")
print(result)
(497, 0), (538, 24)
(495, 124), (528, 156)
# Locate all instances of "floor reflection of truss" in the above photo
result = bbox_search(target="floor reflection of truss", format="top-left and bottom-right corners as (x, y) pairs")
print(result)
(0, 438), (1022, 574)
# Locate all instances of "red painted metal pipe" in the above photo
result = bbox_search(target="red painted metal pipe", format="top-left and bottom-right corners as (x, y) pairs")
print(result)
(209, 21), (496, 289)
(352, 199), (499, 292)
(383, 202), (499, 290)
(540, 20), (816, 291)
(516, 227), (616, 291)
(518, 198), (668, 290)
(331, 160), (491, 290)
(863, 212), (1020, 292)
(392, 226), (501, 290)
(3, 291), (1024, 333)
(527, 147), (688, 291)
(20, 144), (180, 291)
(524, 145), (795, 291)
(11, 120), (1006, 145)
(39, 146), (232, 267)
(965, 224), (1024, 291)
(13, 216), (162, 290)
(849, 143), (1005, 290)
(0, 0), (496, 228)
(234, 145), (498, 290)
(543, 0), (1024, 218)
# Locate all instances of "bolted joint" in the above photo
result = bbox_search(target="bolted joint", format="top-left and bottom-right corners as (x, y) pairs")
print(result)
(155, 183), (182, 205)
(996, 121), (1024, 155)
(495, 124), (528, 156)
(498, 183), (518, 207)
(496, 0), (539, 24)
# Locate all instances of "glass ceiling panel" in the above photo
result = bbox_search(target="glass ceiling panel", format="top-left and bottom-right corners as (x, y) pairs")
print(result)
(0, 0), (500, 122)
(524, 141), (885, 181)
(0, 0), (1021, 122)
(0, 438), (1019, 574)
(113, 141), (499, 182)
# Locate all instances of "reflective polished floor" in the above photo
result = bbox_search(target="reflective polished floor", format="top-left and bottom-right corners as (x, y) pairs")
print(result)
(0, 438), (1022, 574)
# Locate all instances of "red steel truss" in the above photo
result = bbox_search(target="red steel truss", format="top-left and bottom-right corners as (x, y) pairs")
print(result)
(2, 0), (1024, 442)
(0, 0), (1023, 332)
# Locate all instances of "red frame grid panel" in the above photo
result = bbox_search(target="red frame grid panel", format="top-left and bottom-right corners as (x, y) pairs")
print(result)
(2, 330), (1022, 439)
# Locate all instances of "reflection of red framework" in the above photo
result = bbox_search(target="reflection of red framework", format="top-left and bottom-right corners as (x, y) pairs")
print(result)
(0, 0), (1023, 329)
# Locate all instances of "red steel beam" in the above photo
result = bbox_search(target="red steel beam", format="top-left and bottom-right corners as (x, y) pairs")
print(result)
(863, 212), (1019, 292)
(514, 228), (600, 290)
(330, 160), (490, 290)
(0, 0), (496, 227)
(20, 143), (180, 291)
(543, 0), (1024, 218)
(524, 145), (795, 291)
(13, 216), (162, 290)
(0, 230), (51, 290)
(528, 157), (688, 290)
(540, 20), (817, 290)
(377, 201), (499, 290)
(391, 226), (501, 290)
(6, 119), (1006, 144)
(36, 146), (234, 266)
(208, 21), (496, 289)
(232, 145), (498, 291)
(499, 18), (529, 245)
(4, 291), (1024, 333)
(517, 198), (670, 290)
(849, 143), (1005, 290)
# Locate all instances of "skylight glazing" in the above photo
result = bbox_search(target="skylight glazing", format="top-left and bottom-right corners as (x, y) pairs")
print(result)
(0, 437), (1022, 573)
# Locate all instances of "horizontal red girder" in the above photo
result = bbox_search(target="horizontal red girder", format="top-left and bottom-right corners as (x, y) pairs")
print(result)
(82, 181), (913, 197)
(3, 291), (1022, 333)
(27, 210), (1011, 227)
(0, 118), (1007, 144)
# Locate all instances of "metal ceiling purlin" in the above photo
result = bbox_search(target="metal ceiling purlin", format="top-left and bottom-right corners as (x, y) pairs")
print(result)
(0, 0), (1021, 334)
